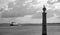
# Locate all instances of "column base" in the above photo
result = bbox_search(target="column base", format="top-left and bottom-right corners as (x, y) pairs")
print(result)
(42, 33), (47, 35)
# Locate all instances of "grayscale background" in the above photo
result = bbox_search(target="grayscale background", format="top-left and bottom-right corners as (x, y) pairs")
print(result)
(0, 0), (60, 35)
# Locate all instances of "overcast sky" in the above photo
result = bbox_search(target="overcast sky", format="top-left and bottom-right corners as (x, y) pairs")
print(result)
(0, 0), (60, 23)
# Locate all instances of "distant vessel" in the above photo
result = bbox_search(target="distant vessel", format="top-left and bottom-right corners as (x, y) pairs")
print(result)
(10, 22), (18, 26)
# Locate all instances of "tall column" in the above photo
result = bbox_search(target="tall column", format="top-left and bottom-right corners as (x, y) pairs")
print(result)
(42, 5), (47, 35)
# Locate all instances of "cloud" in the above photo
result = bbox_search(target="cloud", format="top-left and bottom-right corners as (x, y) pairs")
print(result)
(15, 17), (42, 24)
(0, 14), (60, 24)
(47, 17), (60, 23)
(49, 0), (58, 3)
(25, 0), (32, 3)
(24, 15), (33, 18)
(53, 3), (60, 10)
(0, 0), (16, 11)
(47, 13), (60, 23)
(23, 0), (60, 12)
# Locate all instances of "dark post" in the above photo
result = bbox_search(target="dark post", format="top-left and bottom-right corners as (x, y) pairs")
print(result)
(42, 5), (47, 35)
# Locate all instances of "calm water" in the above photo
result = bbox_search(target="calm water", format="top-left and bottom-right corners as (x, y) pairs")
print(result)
(0, 24), (60, 35)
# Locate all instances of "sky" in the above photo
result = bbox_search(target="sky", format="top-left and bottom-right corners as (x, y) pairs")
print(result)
(0, 0), (60, 23)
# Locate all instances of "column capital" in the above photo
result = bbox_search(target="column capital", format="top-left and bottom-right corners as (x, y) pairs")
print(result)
(42, 5), (46, 12)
